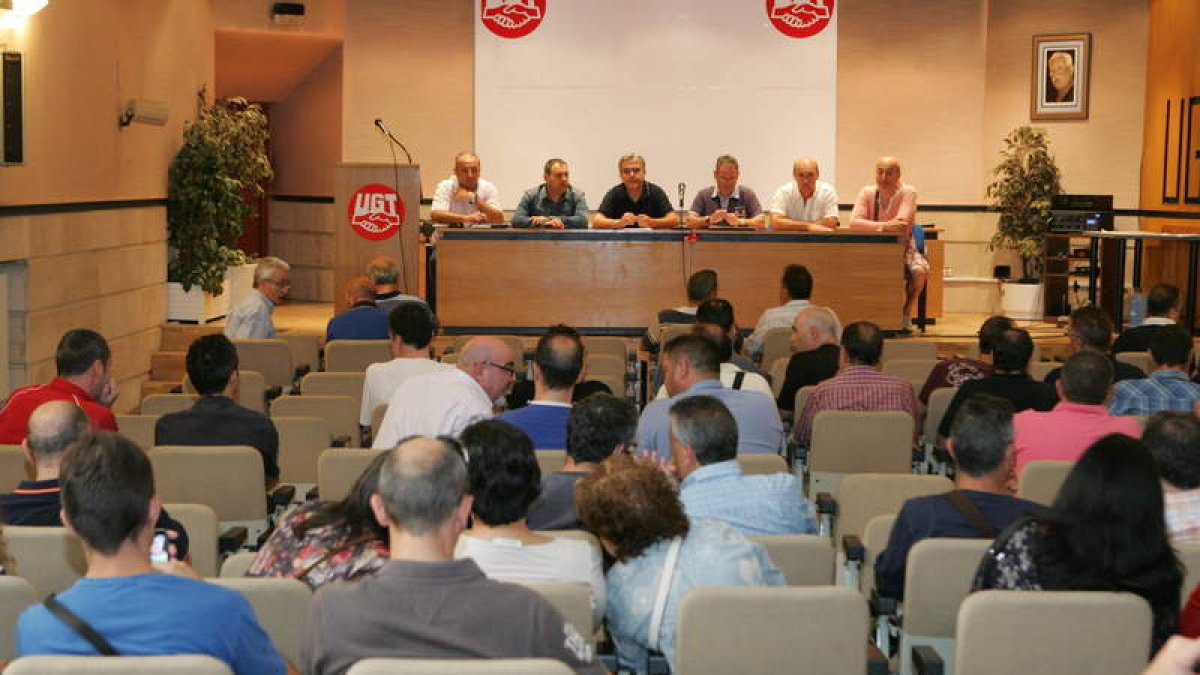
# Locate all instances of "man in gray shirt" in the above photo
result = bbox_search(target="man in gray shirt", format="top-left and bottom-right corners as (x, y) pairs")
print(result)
(303, 436), (603, 675)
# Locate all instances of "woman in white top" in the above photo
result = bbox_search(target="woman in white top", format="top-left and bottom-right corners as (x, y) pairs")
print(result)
(454, 420), (605, 625)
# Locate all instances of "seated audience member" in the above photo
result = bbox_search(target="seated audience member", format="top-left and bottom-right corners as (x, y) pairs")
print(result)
(512, 158), (590, 230)
(1044, 306), (1146, 388)
(593, 153), (676, 230)
(372, 336), (516, 446)
(1109, 325), (1200, 416)
(224, 256), (290, 339)
(643, 269), (718, 353)
(1114, 283), (1180, 353)
(653, 323), (771, 401)
(686, 155), (765, 228)
(577, 455), (784, 672)
(919, 315), (1012, 405)
(0, 329), (118, 444)
(1, 401), (189, 558)
(360, 303), (449, 427)
(1144, 411), (1200, 544)
(746, 263), (841, 357)
(366, 256), (426, 315)
(777, 306), (841, 411)
(499, 325), (585, 449)
(302, 436), (602, 675)
(155, 334), (280, 488)
(1012, 349), (1142, 479)
(247, 451), (390, 589)
(670, 396), (814, 535)
(430, 151), (504, 225)
(638, 334), (783, 458)
(973, 434), (1182, 655)
(454, 421), (604, 623)
(767, 157), (839, 232)
(527, 393), (638, 531)
(875, 395), (1040, 599)
(15, 431), (286, 673)
(937, 328), (1056, 440)
(695, 298), (760, 375)
(794, 321), (920, 448)
(324, 276), (389, 343)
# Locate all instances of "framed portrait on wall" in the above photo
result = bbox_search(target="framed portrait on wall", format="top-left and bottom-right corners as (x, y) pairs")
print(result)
(1031, 33), (1091, 121)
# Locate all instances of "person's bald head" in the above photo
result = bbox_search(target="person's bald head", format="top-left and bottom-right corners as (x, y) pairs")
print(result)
(26, 401), (89, 462)
(458, 336), (517, 400)
(374, 436), (469, 535)
(534, 326), (584, 391)
(792, 158), (820, 196)
(791, 306), (840, 352)
(343, 276), (377, 307)
(875, 156), (902, 189)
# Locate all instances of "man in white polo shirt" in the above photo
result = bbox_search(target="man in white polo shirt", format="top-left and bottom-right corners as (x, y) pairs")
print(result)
(430, 152), (504, 226)
(767, 157), (839, 231)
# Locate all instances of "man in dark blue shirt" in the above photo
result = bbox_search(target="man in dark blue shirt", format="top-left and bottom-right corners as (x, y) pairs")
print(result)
(874, 393), (1041, 599)
(325, 276), (389, 342)
(593, 154), (677, 229)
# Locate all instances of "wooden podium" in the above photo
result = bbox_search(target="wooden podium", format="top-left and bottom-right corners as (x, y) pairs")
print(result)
(334, 163), (422, 308)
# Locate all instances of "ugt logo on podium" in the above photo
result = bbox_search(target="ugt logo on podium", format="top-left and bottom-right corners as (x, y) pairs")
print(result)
(767, 0), (834, 39)
(348, 184), (404, 241)
(481, 0), (545, 39)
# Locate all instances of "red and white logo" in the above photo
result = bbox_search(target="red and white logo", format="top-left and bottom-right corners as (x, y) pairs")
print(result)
(481, 0), (545, 39)
(767, 0), (834, 39)
(348, 184), (403, 241)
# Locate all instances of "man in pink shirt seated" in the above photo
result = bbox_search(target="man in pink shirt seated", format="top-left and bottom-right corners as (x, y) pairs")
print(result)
(1012, 349), (1141, 479)
(849, 156), (928, 333)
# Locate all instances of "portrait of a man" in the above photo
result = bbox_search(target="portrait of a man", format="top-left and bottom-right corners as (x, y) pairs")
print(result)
(1045, 50), (1076, 104)
(1032, 34), (1090, 121)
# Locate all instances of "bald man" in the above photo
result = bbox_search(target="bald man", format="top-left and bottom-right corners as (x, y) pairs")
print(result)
(849, 156), (928, 333)
(767, 157), (840, 231)
(430, 152), (504, 225)
(325, 276), (389, 343)
(372, 336), (516, 447)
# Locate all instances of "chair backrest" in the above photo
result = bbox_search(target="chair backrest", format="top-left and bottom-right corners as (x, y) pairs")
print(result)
(271, 416), (334, 485)
(903, 538), (993, 638)
(0, 445), (28, 492)
(519, 581), (594, 642)
(580, 335), (629, 362)
(5, 655), (234, 674)
(220, 551), (258, 579)
(325, 339), (396, 372)
(318, 448), (385, 502)
(231, 339), (294, 388)
(834, 473), (954, 542)
(281, 333), (321, 373)
(1178, 543), (1200, 609)
(1028, 360), (1057, 381)
(760, 327), (794, 374)
(140, 393), (197, 416)
(272, 395), (358, 446)
(954, 591), (1151, 675)
(1114, 350), (1152, 373)
(347, 659), (573, 675)
(922, 387), (957, 447)
(183, 370), (266, 412)
(4, 526), (87, 596)
(1016, 459), (1074, 505)
(768, 357), (788, 399)
(882, 340), (937, 363)
(0, 576), (38, 660)
(208, 577), (312, 665)
(300, 371), (366, 411)
(675, 586), (867, 675)
(658, 323), (694, 348)
(115, 414), (160, 450)
(585, 354), (626, 397)
(737, 453), (787, 475)
(793, 385), (816, 418)
(810, 411), (915, 496)
(162, 503), (220, 578)
(535, 449), (566, 477)
(860, 514), (896, 597)
(748, 534), (834, 586)
(150, 446), (266, 523)
(881, 358), (938, 388)
(371, 404), (387, 441)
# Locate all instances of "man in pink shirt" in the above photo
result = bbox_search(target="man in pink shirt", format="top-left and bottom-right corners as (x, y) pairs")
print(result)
(849, 156), (928, 333)
(1012, 349), (1141, 479)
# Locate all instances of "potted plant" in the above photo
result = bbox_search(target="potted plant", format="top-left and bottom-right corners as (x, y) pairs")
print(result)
(166, 89), (272, 322)
(986, 125), (1062, 319)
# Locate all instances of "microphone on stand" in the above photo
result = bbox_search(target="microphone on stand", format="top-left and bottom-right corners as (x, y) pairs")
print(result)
(677, 182), (687, 229)
(374, 118), (414, 165)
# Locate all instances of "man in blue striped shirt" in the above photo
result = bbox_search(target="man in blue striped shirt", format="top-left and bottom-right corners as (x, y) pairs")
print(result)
(1109, 325), (1200, 416)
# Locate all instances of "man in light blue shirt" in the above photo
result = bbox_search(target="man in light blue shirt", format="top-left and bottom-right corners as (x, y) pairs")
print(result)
(638, 333), (783, 458)
(224, 256), (290, 339)
(1109, 325), (1200, 416)
(670, 395), (814, 535)
(511, 158), (590, 229)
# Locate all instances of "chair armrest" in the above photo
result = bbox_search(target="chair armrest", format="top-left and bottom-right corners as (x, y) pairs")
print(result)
(866, 642), (890, 675)
(305, 486), (320, 501)
(816, 492), (837, 516)
(911, 645), (944, 675)
(870, 588), (898, 617)
(331, 435), (352, 448)
(264, 386), (284, 402)
(269, 485), (296, 510)
(842, 534), (864, 563)
(218, 526), (248, 554)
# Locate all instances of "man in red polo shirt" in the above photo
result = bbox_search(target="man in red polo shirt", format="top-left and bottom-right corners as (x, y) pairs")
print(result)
(0, 329), (118, 444)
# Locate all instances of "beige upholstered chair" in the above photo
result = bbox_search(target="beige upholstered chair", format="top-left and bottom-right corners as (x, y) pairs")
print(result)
(271, 395), (357, 446)
(231, 339), (294, 388)
(4, 526), (87, 595)
(518, 581), (594, 645)
(140, 393), (197, 416)
(921, 387), (957, 450)
(371, 404), (388, 442)
(882, 358), (939, 389)
(760, 327), (794, 373)
(281, 333), (321, 373)
(793, 385), (816, 418)
(580, 335), (630, 361)
(1177, 542), (1200, 609)
(658, 323), (694, 348)
(585, 354), (627, 398)
(1028, 360), (1057, 381)
(748, 534), (835, 586)
(219, 551), (258, 579)
(737, 453), (787, 475)
(1114, 350), (1152, 373)
(5, 655), (234, 674)
(208, 577), (312, 665)
(0, 445), (28, 492)
(535, 449), (566, 477)
(949, 591), (1151, 675)
(300, 371), (366, 411)
(898, 537), (993, 675)
(348, 659), (572, 675)
(809, 411), (916, 496)
(271, 416), (333, 485)
(318, 448), (384, 502)
(1016, 459), (1073, 505)
(183, 370), (267, 412)
(149, 446), (267, 534)
(859, 514), (897, 597)
(768, 357), (788, 399)
(323, 340), (392, 373)
(115, 413), (160, 450)
(162, 502), (220, 578)
(882, 340), (937, 363)
(833, 473), (953, 543)
(0, 576), (38, 660)
(675, 586), (868, 675)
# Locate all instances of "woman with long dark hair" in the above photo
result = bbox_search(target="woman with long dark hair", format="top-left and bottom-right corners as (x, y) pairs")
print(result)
(973, 433), (1182, 653)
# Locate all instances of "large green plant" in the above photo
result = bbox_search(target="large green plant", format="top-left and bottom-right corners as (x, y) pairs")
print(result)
(167, 90), (272, 294)
(986, 126), (1062, 281)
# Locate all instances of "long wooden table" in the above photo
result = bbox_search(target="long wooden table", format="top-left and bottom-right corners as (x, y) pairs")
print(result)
(433, 228), (935, 334)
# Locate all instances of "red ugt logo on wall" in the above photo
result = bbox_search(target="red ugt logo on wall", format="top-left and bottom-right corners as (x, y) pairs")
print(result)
(767, 0), (834, 39)
(348, 184), (403, 241)
(481, 0), (545, 39)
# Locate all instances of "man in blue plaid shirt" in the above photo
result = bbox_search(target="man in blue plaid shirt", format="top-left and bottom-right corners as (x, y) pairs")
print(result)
(1109, 325), (1200, 416)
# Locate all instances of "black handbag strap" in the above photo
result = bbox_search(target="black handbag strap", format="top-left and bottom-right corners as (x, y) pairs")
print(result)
(43, 593), (119, 656)
(943, 490), (998, 539)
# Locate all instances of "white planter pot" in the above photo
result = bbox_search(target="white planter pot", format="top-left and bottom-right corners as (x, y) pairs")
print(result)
(166, 264), (256, 324)
(1001, 282), (1044, 321)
